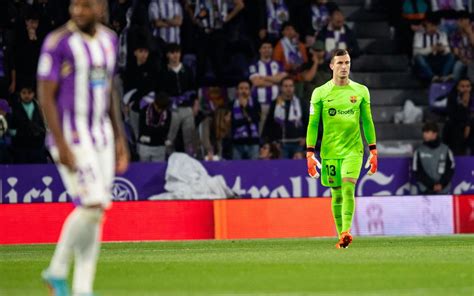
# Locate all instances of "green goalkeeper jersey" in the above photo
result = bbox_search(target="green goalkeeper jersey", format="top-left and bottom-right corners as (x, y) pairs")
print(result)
(306, 79), (376, 159)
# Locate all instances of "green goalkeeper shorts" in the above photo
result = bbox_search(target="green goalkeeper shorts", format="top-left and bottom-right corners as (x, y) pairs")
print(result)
(321, 156), (363, 187)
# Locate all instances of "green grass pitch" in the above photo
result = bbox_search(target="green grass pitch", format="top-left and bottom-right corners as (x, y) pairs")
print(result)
(1, 236), (473, 296)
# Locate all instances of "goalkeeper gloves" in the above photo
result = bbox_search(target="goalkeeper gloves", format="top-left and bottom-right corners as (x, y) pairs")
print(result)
(365, 146), (378, 176)
(306, 150), (322, 178)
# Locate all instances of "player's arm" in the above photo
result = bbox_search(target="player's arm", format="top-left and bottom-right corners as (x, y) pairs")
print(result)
(110, 76), (129, 174)
(37, 36), (76, 170)
(306, 90), (322, 178)
(360, 87), (377, 175)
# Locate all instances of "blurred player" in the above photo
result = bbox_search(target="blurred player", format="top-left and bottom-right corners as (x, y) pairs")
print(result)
(37, 0), (129, 295)
(305, 49), (377, 249)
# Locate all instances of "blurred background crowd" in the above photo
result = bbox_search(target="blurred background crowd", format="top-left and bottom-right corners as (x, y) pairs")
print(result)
(0, 0), (473, 165)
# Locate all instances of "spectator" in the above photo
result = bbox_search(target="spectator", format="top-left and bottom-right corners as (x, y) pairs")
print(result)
(263, 77), (305, 158)
(15, 7), (43, 91)
(249, 39), (287, 134)
(159, 43), (197, 155)
(202, 107), (233, 160)
(317, 9), (360, 62)
(443, 78), (473, 155)
(413, 121), (455, 194)
(0, 98), (10, 163)
(122, 39), (159, 139)
(260, 0), (290, 44)
(273, 22), (308, 83)
(450, 11), (474, 81)
(300, 0), (339, 47)
(137, 92), (172, 162)
(0, 18), (16, 100)
(10, 85), (46, 164)
(258, 141), (281, 159)
(188, 0), (245, 85)
(148, 0), (183, 45)
(301, 40), (331, 104)
(397, 0), (431, 57)
(231, 80), (260, 160)
(413, 16), (455, 82)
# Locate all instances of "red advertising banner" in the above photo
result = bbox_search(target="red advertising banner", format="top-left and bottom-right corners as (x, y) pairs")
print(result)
(454, 195), (474, 233)
(214, 198), (335, 239)
(0, 201), (215, 244)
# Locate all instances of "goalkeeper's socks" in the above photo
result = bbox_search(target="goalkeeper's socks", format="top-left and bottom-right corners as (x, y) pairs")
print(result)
(341, 181), (356, 233)
(330, 187), (343, 235)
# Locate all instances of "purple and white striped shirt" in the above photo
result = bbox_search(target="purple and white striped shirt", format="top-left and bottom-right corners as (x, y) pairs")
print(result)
(149, 0), (183, 44)
(249, 60), (283, 105)
(37, 21), (118, 149)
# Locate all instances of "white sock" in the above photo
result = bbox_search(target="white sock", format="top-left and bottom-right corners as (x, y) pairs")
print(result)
(48, 208), (83, 278)
(72, 208), (103, 295)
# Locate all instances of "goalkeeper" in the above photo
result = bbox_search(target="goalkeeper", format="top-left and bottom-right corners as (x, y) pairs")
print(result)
(306, 49), (377, 249)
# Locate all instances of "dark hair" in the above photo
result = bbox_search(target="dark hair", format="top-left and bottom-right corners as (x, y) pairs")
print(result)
(330, 9), (343, 17)
(268, 142), (281, 159)
(457, 77), (472, 85)
(237, 79), (251, 88)
(154, 92), (170, 110)
(166, 43), (181, 54)
(280, 77), (294, 86)
(258, 38), (273, 49)
(330, 49), (349, 62)
(281, 21), (295, 32)
(425, 13), (441, 25)
(422, 121), (439, 133)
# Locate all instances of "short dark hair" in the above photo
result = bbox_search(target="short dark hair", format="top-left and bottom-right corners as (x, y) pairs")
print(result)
(330, 49), (349, 62)
(281, 21), (295, 32)
(330, 9), (343, 17)
(422, 121), (439, 133)
(166, 43), (181, 53)
(258, 39), (273, 49)
(237, 79), (251, 88)
(280, 77), (294, 86)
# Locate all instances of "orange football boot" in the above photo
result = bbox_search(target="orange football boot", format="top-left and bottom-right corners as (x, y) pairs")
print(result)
(335, 231), (353, 249)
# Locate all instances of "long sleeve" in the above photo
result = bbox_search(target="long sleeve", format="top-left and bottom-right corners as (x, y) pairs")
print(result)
(360, 88), (376, 146)
(306, 100), (321, 148)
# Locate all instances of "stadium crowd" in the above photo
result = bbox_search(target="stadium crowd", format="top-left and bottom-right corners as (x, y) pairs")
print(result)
(0, 0), (473, 164)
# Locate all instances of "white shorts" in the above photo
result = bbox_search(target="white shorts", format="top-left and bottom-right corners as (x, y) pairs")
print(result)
(50, 142), (115, 208)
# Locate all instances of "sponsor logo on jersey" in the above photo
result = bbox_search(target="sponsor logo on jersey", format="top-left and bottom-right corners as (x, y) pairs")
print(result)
(329, 108), (355, 116)
(338, 109), (355, 115)
(350, 96), (357, 103)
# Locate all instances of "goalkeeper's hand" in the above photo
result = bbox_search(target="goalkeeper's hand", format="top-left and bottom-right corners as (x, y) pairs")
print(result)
(306, 151), (322, 178)
(365, 148), (378, 176)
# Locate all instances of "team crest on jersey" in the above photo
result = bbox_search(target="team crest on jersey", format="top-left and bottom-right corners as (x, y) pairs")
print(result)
(61, 61), (72, 78)
(350, 96), (357, 103)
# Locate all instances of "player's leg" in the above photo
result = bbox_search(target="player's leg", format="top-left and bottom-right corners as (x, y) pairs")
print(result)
(341, 180), (356, 233)
(72, 142), (115, 295)
(330, 186), (343, 235)
(72, 206), (104, 296)
(43, 207), (81, 296)
(321, 159), (343, 237)
(337, 156), (363, 248)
